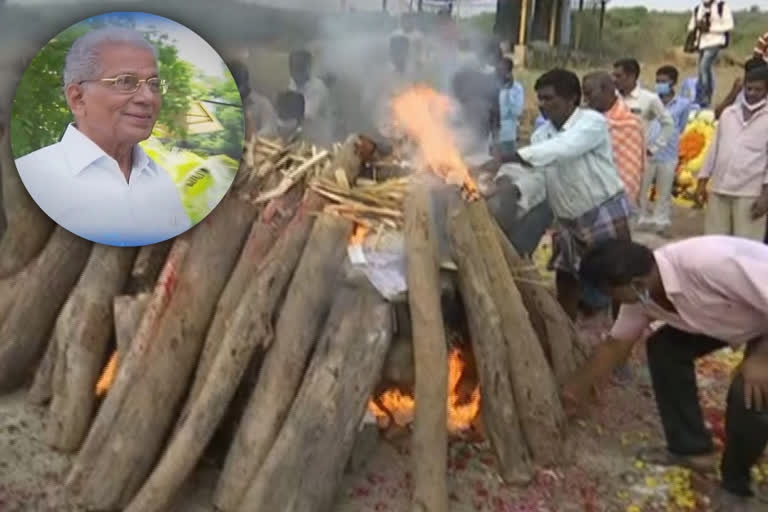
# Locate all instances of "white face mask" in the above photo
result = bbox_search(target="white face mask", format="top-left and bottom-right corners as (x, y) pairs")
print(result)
(741, 95), (768, 112)
(632, 284), (652, 305)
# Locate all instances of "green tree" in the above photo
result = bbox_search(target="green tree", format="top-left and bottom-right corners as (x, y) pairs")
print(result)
(184, 73), (244, 160)
(10, 22), (193, 158)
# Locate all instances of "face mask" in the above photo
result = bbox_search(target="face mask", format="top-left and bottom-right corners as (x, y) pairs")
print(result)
(655, 82), (672, 96)
(742, 95), (768, 112)
(632, 284), (652, 305)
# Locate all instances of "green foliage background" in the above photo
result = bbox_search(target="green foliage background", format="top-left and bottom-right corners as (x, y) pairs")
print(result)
(466, 6), (768, 62)
(9, 16), (243, 160)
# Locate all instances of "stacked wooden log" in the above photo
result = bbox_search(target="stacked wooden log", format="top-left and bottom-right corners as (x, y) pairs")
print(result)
(0, 130), (586, 512)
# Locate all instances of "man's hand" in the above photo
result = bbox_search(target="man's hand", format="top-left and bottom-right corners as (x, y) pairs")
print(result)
(694, 179), (709, 207)
(752, 195), (768, 220)
(742, 352), (768, 412)
(561, 375), (595, 418)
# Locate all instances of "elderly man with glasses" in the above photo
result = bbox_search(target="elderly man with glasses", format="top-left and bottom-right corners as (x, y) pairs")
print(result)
(15, 28), (190, 247)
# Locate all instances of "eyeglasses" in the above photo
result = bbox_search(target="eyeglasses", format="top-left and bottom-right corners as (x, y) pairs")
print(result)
(80, 74), (168, 95)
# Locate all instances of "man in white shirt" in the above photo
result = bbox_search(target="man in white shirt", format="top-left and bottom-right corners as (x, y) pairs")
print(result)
(505, 69), (630, 320)
(687, 0), (734, 107)
(228, 60), (278, 140)
(612, 58), (675, 158)
(287, 49), (334, 146)
(14, 28), (190, 247)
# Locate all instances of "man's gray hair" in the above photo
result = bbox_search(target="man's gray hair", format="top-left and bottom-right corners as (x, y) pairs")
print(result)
(63, 27), (158, 90)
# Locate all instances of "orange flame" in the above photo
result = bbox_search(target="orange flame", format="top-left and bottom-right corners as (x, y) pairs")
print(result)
(368, 348), (481, 434)
(349, 224), (369, 246)
(95, 351), (118, 398)
(390, 85), (479, 200)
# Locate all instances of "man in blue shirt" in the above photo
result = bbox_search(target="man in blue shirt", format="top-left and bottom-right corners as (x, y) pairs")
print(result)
(638, 65), (692, 235)
(493, 57), (525, 162)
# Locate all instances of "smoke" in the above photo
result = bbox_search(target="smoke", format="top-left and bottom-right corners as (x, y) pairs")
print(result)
(234, 0), (501, 157)
(0, 0), (501, 160)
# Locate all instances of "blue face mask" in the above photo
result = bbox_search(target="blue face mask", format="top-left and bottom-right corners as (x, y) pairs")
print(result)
(656, 82), (672, 96)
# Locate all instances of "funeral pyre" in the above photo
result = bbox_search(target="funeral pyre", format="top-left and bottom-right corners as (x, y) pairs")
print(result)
(0, 85), (588, 512)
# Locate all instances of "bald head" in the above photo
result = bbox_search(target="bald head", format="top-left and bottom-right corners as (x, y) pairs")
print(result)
(583, 71), (617, 113)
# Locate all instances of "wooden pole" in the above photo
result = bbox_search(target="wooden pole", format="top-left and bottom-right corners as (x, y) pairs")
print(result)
(213, 213), (355, 511)
(0, 227), (92, 392)
(519, 0), (529, 46)
(46, 245), (137, 452)
(549, 0), (560, 46)
(466, 199), (565, 466)
(235, 281), (393, 512)
(447, 197), (533, 484)
(405, 182), (448, 512)
(66, 189), (258, 511)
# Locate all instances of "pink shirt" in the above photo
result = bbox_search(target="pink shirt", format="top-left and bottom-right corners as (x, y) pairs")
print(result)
(611, 236), (768, 347)
(698, 103), (768, 198)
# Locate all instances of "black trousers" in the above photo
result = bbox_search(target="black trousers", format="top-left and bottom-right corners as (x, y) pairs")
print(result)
(646, 326), (768, 497)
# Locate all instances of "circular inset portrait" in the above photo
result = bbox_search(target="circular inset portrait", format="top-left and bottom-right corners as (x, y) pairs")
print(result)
(10, 12), (245, 247)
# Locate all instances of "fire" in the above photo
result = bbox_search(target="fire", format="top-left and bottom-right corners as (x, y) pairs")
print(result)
(390, 85), (479, 201)
(368, 347), (481, 434)
(349, 224), (369, 246)
(95, 351), (118, 398)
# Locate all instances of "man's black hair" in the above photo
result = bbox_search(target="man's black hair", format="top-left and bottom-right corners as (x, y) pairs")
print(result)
(745, 56), (768, 73)
(614, 58), (641, 79)
(534, 68), (582, 104)
(656, 65), (679, 84)
(579, 239), (655, 289)
(276, 90), (305, 122)
(745, 66), (768, 87)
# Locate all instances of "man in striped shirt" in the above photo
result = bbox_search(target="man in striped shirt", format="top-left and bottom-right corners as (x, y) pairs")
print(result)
(583, 71), (646, 208)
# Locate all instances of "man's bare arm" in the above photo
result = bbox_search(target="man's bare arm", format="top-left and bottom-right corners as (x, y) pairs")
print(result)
(561, 335), (638, 413)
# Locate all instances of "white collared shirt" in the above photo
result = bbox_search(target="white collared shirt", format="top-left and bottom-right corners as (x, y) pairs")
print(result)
(620, 85), (675, 155)
(15, 124), (191, 246)
(687, 0), (734, 50)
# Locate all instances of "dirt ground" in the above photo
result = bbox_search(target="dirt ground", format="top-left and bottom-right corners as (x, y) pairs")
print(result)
(2, 204), (765, 512)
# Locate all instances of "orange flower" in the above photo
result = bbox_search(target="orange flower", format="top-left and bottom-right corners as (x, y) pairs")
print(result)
(678, 130), (706, 163)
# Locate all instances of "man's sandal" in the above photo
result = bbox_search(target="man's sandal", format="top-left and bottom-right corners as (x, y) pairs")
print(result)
(636, 446), (718, 475)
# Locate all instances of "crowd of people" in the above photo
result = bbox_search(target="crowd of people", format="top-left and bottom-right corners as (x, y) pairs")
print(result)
(231, 17), (768, 509)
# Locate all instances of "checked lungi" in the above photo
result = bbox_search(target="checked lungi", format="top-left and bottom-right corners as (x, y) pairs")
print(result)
(549, 192), (632, 276)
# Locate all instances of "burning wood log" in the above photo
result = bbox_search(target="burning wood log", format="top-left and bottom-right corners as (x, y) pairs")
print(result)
(492, 223), (581, 383)
(113, 292), (151, 359)
(213, 135), (366, 512)
(186, 183), (305, 410)
(214, 212), (355, 511)
(235, 280), (393, 512)
(65, 185), (259, 511)
(0, 227), (92, 392)
(27, 335), (57, 405)
(45, 245), (137, 452)
(125, 188), (310, 512)
(404, 181), (449, 512)
(0, 133), (54, 278)
(127, 240), (173, 294)
(446, 196), (533, 484)
(466, 199), (565, 466)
